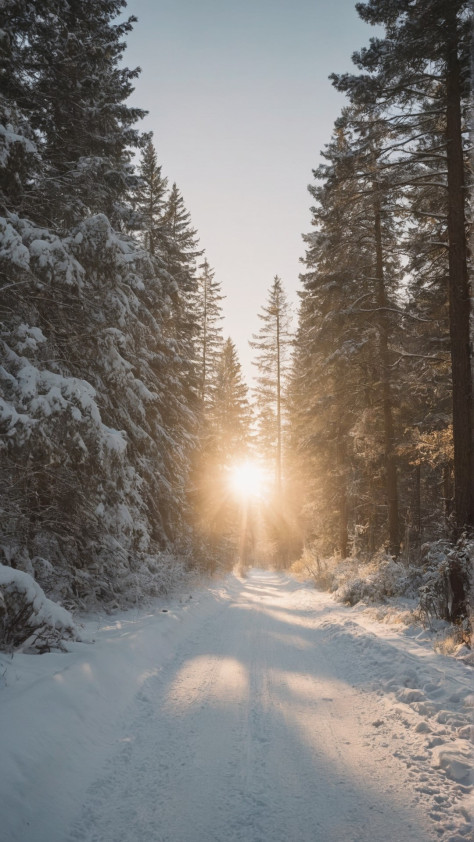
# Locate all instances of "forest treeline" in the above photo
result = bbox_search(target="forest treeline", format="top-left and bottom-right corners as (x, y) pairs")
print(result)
(285, 0), (472, 626)
(0, 0), (255, 612)
(0, 0), (472, 636)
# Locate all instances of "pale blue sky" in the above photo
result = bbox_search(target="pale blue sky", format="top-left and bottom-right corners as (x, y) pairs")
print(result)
(125, 0), (373, 382)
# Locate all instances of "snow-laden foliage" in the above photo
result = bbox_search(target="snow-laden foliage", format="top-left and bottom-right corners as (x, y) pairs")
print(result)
(334, 555), (420, 607)
(0, 2), (201, 619)
(293, 549), (421, 606)
(293, 537), (473, 640)
(0, 0), (148, 227)
(0, 563), (80, 652)
(418, 538), (473, 628)
(0, 210), (195, 608)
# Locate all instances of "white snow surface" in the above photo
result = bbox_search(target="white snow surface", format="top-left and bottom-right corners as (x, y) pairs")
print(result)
(0, 570), (472, 842)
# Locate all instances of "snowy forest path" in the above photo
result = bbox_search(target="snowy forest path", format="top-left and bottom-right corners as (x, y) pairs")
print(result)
(66, 570), (447, 842)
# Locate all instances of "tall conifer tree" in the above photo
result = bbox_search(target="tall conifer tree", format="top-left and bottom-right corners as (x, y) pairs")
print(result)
(134, 139), (168, 255)
(196, 258), (224, 405)
(250, 276), (292, 497)
(208, 338), (252, 465)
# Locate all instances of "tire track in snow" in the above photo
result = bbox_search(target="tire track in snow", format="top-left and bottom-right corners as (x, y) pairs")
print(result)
(67, 571), (468, 842)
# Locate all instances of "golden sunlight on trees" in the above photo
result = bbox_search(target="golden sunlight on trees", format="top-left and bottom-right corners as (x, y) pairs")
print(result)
(191, 337), (256, 570)
(1, 0), (471, 637)
(249, 277), (299, 567)
(250, 276), (292, 499)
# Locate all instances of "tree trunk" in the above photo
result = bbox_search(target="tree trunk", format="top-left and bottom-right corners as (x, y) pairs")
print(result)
(336, 410), (349, 558)
(276, 310), (282, 497)
(443, 463), (453, 523)
(373, 186), (400, 556)
(201, 276), (208, 402)
(445, 5), (473, 529)
(415, 463), (421, 540)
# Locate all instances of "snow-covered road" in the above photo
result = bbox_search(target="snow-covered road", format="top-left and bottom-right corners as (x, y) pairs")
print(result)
(1, 570), (472, 842)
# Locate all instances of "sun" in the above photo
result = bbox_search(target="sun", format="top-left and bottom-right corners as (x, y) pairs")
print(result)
(228, 460), (267, 500)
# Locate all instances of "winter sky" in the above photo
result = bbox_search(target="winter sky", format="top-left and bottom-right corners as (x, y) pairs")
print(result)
(125, 0), (374, 383)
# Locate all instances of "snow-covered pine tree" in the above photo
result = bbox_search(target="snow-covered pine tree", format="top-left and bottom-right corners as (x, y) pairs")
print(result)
(195, 258), (225, 406)
(0, 2), (43, 210)
(0, 0), (197, 607)
(250, 276), (292, 499)
(2, 0), (147, 228)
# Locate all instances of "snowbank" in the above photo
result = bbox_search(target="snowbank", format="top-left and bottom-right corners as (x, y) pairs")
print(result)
(0, 564), (80, 652)
(0, 572), (472, 842)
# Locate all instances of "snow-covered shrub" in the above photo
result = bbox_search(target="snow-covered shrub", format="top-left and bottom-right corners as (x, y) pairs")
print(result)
(115, 552), (190, 607)
(418, 538), (472, 633)
(290, 546), (335, 590)
(0, 564), (80, 653)
(336, 554), (420, 606)
(294, 545), (423, 607)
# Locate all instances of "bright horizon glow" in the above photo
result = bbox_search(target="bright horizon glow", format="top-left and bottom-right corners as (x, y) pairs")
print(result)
(228, 460), (267, 500)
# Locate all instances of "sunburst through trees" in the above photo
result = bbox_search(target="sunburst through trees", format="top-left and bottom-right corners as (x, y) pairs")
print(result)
(191, 274), (296, 573)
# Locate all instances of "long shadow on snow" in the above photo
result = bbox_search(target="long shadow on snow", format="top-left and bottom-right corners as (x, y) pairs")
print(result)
(69, 574), (438, 842)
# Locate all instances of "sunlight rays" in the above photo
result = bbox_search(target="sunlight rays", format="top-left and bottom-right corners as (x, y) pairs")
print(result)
(228, 459), (268, 501)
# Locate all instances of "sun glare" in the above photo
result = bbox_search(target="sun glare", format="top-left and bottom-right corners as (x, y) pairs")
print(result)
(228, 460), (266, 500)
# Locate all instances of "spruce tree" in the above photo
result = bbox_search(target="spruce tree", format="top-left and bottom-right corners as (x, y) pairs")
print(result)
(195, 258), (225, 405)
(134, 139), (168, 255)
(163, 182), (203, 395)
(1, 0), (147, 227)
(288, 107), (404, 558)
(250, 276), (292, 498)
(195, 338), (253, 562)
(208, 338), (252, 466)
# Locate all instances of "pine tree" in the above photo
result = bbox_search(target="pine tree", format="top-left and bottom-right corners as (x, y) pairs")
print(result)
(1, 0), (147, 228)
(195, 258), (224, 405)
(163, 182), (203, 393)
(0, 2), (43, 210)
(134, 139), (168, 255)
(195, 339), (253, 564)
(208, 338), (252, 466)
(250, 276), (292, 498)
(165, 183), (202, 270)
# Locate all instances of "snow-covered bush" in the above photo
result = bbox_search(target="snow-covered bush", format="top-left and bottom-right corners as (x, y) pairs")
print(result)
(290, 547), (335, 591)
(294, 538), (472, 643)
(418, 538), (472, 631)
(0, 564), (80, 653)
(108, 552), (190, 609)
(335, 554), (419, 606)
(293, 546), (423, 606)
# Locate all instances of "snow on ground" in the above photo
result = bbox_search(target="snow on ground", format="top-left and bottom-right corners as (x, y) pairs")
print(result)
(0, 570), (472, 842)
